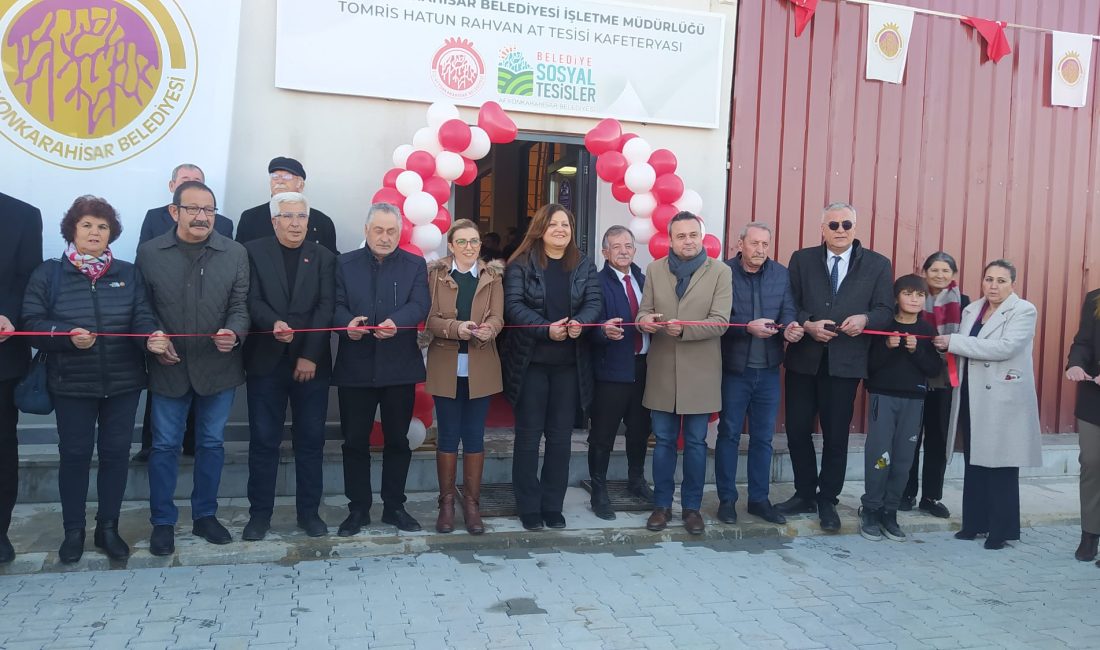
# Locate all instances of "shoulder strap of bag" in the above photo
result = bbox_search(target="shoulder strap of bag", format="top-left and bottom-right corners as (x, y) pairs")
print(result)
(48, 258), (62, 311)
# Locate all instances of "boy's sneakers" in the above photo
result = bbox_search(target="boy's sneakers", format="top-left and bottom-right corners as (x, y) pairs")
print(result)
(859, 506), (882, 541)
(880, 510), (906, 541)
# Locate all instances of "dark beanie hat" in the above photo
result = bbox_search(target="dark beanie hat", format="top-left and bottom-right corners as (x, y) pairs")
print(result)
(268, 156), (306, 180)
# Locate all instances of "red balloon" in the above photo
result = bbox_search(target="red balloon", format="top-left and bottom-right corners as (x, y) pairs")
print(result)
(651, 204), (678, 232)
(382, 167), (403, 188)
(413, 385), (434, 427)
(652, 173), (685, 204)
(437, 119), (472, 152)
(618, 132), (638, 152)
(422, 176), (451, 205)
(595, 151), (629, 183)
(703, 234), (721, 259)
(372, 187), (405, 208)
(400, 242), (424, 257)
(405, 151), (437, 180)
(399, 217), (415, 245)
(584, 118), (623, 156)
(431, 206), (452, 234)
(648, 232), (670, 259)
(648, 149), (678, 176)
(611, 181), (634, 203)
(478, 101), (518, 144)
(455, 157), (479, 186)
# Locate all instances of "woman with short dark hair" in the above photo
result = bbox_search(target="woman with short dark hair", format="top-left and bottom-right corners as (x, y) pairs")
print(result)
(22, 196), (167, 563)
(1066, 289), (1100, 563)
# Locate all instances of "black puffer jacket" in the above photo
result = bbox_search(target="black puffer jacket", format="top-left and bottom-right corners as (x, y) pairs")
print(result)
(501, 251), (601, 408)
(22, 258), (158, 398)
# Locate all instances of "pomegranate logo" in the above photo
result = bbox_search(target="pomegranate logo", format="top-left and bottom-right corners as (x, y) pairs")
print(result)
(0, 0), (197, 169)
(431, 37), (485, 99)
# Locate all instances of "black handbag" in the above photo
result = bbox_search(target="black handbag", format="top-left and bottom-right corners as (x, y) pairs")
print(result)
(14, 260), (62, 415)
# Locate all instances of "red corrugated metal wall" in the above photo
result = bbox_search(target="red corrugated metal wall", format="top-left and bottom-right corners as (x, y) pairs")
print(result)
(728, 0), (1100, 433)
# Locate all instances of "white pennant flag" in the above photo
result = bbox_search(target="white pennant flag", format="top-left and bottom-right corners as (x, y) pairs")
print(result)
(865, 4), (915, 84)
(1051, 31), (1093, 108)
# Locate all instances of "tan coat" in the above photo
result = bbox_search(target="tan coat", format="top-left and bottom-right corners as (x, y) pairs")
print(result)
(946, 293), (1043, 468)
(637, 256), (732, 414)
(424, 257), (505, 399)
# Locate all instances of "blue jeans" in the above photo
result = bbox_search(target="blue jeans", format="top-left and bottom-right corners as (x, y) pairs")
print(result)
(433, 378), (490, 453)
(148, 388), (235, 525)
(650, 411), (709, 510)
(715, 367), (780, 504)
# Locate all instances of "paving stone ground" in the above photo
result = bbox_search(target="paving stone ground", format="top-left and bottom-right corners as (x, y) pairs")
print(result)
(0, 525), (1097, 649)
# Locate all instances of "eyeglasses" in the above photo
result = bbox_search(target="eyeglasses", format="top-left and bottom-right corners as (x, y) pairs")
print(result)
(827, 220), (854, 231)
(453, 238), (481, 248)
(276, 212), (309, 222)
(176, 205), (217, 216)
(270, 172), (298, 181)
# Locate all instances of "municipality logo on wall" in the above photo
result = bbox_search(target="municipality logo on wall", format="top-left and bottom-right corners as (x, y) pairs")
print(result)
(0, 0), (197, 170)
(498, 47), (533, 97)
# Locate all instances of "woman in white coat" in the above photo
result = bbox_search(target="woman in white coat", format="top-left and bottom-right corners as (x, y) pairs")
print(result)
(934, 260), (1042, 550)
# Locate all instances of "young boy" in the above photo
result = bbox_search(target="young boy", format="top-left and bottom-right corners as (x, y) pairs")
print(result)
(860, 274), (943, 541)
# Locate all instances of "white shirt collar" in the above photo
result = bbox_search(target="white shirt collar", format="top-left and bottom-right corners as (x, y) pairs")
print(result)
(828, 246), (853, 263)
(452, 258), (479, 278)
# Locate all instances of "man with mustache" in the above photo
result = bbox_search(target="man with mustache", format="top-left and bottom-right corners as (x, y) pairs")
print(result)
(236, 157), (339, 255)
(137, 181), (251, 556)
(715, 222), (803, 526)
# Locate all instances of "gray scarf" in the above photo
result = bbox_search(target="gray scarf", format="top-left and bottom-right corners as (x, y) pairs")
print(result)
(667, 250), (707, 299)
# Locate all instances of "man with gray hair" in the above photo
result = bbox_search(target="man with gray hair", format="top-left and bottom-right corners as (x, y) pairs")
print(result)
(331, 202), (430, 535)
(587, 225), (654, 519)
(716, 222), (803, 526)
(777, 202), (894, 532)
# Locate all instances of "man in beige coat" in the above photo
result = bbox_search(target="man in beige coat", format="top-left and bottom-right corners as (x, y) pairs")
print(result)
(637, 213), (732, 535)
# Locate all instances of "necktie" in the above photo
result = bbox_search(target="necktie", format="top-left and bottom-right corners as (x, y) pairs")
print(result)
(830, 255), (841, 296)
(623, 273), (642, 354)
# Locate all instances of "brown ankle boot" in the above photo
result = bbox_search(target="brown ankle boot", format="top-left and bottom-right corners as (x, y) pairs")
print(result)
(1075, 530), (1099, 561)
(462, 452), (486, 535)
(435, 452), (458, 533)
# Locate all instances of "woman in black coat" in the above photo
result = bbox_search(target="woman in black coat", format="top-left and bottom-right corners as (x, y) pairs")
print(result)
(503, 203), (601, 531)
(22, 196), (166, 563)
(1066, 288), (1100, 563)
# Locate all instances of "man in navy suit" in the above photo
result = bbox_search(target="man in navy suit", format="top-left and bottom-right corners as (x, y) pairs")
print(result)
(587, 225), (654, 519)
(0, 192), (43, 564)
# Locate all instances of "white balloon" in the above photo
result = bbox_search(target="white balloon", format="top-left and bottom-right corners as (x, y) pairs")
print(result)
(425, 102), (460, 129)
(407, 417), (428, 449)
(674, 188), (703, 215)
(412, 223), (444, 252)
(395, 170), (424, 197)
(624, 162), (656, 194)
(435, 151), (465, 181)
(462, 127), (491, 160)
(392, 144), (414, 169)
(628, 192), (657, 218)
(403, 192), (438, 225)
(413, 126), (443, 155)
(628, 216), (657, 244)
(622, 137), (653, 165)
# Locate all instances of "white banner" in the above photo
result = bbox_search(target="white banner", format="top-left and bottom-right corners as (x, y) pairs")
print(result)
(0, 0), (242, 261)
(274, 0), (727, 129)
(865, 4), (914, 84)
(1051, 31), (1093, 108)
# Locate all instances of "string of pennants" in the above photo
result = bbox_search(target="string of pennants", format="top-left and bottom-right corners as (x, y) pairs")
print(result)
(786, 0), (1095, 107)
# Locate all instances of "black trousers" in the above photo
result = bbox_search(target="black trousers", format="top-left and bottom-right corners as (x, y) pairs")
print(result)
(140, 390), (195, 453)
(784, 358), (861, 504)
(0, 378), (18, 536)
(513, 363), (578, 516)
(338, 385), (415, 512)
(904, 387), (951, 501)
(587, 355), (649, 477)
(961, 423), (1021, 541)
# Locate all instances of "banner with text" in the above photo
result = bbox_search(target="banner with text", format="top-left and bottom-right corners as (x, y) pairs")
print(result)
(274, 0), (727, 129)
(0, 0), (242, 261)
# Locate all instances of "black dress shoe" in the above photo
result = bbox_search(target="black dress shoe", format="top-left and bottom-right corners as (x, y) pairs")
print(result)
(520, 513), (544, 531)
(818, 501), (841, 532)
(93, 519), (130, 560)
(747, 500), (787, 525)
(58, 529), (85, 564)
(627, 476), (655, 503)
(775, 495), (818, 515)
(716, 500), (737, 524)
(954, 529), (979, 541)
(242, 517), (271, 541)
(150, 525), (175, 556)
(898, 495), (916, 511)
(192, 516), (232, 545)
(0, 533), (14, 564)
(589, 477), (616, 521)
(542, 511), (566, 529)
(297, 514), (329, 538)
(984, 537), (1007, 550)
(337, 510), (370, 537)
(381, 508), (422, 532)
(919, 499), (951, 518)
(131, 447), (151, 463)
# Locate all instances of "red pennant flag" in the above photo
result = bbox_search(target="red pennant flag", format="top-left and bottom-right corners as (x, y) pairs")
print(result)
(787, 0), (819, 38)
(960, 17), (1012, 62)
